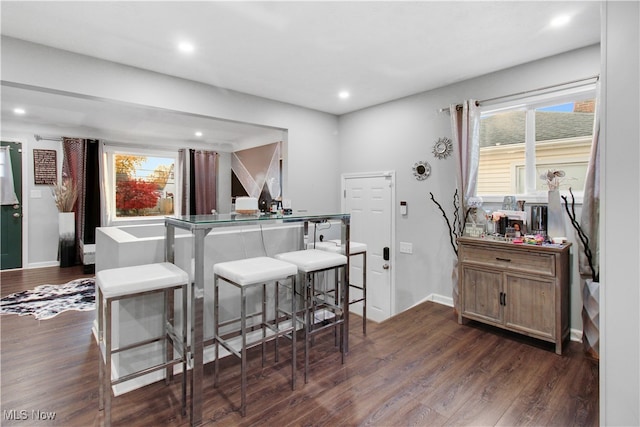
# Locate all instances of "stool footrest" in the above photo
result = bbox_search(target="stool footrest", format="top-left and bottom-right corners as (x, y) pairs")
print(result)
(218, 311), (264, 330)
(215, 319), (296, 358)
(111, 357), (185, 386)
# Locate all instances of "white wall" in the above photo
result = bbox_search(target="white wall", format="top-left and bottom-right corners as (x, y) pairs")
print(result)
(338, 44), (600, 326)
(600, 2), (640, 425)
(1, 37), (341, 267)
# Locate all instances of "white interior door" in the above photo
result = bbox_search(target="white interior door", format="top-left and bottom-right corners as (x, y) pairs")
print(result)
(342, 172), (394, 322)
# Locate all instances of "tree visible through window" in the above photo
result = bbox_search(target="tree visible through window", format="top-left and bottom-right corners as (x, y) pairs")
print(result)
(115, 154), (175, 217)
(477, 96), (595, 196)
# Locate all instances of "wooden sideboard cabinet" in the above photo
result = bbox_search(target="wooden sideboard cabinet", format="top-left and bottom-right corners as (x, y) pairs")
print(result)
(457, 237), (571, 354)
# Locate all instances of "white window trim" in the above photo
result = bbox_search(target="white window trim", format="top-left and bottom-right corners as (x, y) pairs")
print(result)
(104, 144), (180, 223)
(477, 83), (595, 206)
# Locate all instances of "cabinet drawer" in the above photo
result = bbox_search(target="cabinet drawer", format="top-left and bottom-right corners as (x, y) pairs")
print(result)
(460, 246), (555, 276)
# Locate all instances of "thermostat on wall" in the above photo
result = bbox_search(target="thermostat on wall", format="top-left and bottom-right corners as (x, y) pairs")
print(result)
(400, 201), (407, 215)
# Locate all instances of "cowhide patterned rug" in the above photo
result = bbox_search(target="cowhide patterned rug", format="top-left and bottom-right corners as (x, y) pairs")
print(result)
(0, 277), (95, 320)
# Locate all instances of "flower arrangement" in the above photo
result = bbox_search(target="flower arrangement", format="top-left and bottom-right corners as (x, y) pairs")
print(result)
(51, 178), (77, 212)
(540, 169), (566, 191)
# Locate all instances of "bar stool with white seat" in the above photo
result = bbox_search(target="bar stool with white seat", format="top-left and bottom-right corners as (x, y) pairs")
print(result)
(212, 256), (298, 417)
(96, 262), (189, 427)
(309, 239), (368, 335)
(274, 248), (348, 383)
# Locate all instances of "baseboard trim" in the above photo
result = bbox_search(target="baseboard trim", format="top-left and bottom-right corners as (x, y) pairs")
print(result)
(26, 261), (60, 269)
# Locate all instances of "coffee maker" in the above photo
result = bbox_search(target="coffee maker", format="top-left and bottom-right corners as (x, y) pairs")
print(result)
(530, 205), (548, 236)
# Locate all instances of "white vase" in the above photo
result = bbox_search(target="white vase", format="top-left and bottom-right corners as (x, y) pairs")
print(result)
(546, 190), (565, 239)
(452, 257), (459, 315)
(582, 279), (600, 359)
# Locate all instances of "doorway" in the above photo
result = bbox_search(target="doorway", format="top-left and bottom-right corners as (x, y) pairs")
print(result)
(1, 141), (23, 270)
(342, 171), (395, 322)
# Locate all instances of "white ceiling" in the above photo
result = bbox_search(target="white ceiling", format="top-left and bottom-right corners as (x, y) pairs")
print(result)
(0, 1), (601, 146)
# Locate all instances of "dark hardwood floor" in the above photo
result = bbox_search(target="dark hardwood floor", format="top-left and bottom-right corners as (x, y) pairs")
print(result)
(1, 266), (598, 426)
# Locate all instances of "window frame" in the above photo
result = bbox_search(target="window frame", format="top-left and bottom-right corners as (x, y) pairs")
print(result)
(477, 84), (596, 204)
(104, 145), (180, 223)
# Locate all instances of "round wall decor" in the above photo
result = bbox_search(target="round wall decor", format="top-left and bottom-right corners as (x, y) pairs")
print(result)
(433, 137), (453, 159)
(412, 160), (431, 180)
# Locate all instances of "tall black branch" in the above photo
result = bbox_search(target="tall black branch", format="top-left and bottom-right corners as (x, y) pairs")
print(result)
(562, 188), (598, 282)
(430, 191), (459, 256)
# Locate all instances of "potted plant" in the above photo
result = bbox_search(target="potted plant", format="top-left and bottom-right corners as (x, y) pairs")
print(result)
(51, 177), (77, 267)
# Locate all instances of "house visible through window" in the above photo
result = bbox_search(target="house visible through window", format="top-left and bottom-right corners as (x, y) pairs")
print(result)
(114, 153), (176, 218)
(477, 91), (595, 197)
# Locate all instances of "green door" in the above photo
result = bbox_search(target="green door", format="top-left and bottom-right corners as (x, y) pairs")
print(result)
(1, 141), (23, 270)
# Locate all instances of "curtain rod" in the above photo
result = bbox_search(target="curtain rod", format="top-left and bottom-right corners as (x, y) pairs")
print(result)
(34, 134), (63, 142)
(438, 74), (600, 113)
(35, 134), (102, 143)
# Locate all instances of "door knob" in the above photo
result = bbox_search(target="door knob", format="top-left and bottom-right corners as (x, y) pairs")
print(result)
(383, 263), (390, 270)
(13, 212), (21, 218)
(13, 204), (20, 210)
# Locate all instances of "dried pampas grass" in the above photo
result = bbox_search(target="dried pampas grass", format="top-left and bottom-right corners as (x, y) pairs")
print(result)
(51, 178), (77, 212)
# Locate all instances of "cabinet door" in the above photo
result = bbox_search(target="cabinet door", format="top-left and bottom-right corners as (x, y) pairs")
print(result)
(461, 266), (502, 324)
(504, 274), (555, 339)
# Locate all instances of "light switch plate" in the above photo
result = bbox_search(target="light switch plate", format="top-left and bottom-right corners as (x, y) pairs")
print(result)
(399, 242), (413, 254)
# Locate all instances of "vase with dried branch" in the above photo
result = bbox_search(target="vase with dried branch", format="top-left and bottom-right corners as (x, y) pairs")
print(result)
(562, 187), (599, 359)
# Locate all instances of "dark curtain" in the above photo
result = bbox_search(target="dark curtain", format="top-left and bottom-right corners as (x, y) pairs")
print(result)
(62, 138), (101, 264)
(83, 141), (100, 243)
(189, 149), (218, 215)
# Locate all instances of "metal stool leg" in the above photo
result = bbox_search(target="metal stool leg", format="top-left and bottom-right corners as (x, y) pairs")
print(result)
(98, 287), (104, 412)
(362, 251), (367, 335)
(240, 287), (247, 417)
(213, 274), (220, 388)
(181, 285), (188, 416)
(291, 276), (297, 390)
(304, 273), (311, 384)
(105, 299), (113, 427)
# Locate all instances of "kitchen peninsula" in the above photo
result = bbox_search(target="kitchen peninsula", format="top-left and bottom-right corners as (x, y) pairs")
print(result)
(95, 212), (350, 425)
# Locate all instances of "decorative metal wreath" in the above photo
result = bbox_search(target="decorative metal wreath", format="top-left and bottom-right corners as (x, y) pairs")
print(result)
(412, 160), (431, 181)
(433, 137), (453, 159)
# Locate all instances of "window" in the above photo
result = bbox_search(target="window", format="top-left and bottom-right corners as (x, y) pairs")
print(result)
(106, 147), (178, 219)
(477, 88), (595, 198)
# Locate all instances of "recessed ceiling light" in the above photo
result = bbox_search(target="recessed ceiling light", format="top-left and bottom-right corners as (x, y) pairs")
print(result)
(550, 14), (571, 27)
(195, 131), (203, 137)
(338, 91), (350, 99)
(178, 42), (195, 53)
(13, 108), (25, 115)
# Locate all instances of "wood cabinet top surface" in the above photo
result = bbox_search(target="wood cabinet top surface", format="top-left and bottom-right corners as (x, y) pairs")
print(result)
(457, 236), (571, 254)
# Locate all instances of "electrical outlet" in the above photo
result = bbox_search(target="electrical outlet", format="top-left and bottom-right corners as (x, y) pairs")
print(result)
(399, 242), (413, 254)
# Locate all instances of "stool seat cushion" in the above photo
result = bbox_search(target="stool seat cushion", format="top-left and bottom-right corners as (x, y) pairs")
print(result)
(275, 249), (347, 273)
(97, 262), (189, 298)
(214, 257), (298, 286)
(308, 240), (367, 255)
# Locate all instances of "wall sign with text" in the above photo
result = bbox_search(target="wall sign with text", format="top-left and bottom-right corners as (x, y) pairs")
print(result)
(33, 149), (57, 185)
